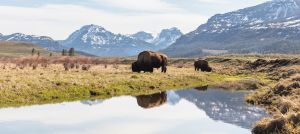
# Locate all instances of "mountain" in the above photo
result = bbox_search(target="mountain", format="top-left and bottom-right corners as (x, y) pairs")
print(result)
(152, 27), (182, 50)
(163, 0), (300, 57)
(62, 24), (154, 57)
(0, 33), (63, 51)
(129, 31), (154, 43)
(130, 28), (182, 51)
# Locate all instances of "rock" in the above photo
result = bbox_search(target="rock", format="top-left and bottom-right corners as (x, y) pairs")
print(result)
(273, 84), (290, 96)
(250, 59), (268, 69)
(252, 117), (286, 134)
(288, 113), (300, 126)
(278, 101), (292, 114)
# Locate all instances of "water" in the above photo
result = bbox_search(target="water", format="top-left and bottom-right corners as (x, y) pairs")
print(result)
(0, 88), (268, 134)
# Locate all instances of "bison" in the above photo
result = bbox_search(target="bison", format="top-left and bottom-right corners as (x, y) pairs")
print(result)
(194, 59), (212, 72)
(132, 51), (168, 73)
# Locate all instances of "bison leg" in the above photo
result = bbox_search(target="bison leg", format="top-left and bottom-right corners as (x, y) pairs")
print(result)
(143, 67), (153, 73)
(163, 67), (167, 73)
(161, 66), (167, 73)
(150, 67), (154, 73)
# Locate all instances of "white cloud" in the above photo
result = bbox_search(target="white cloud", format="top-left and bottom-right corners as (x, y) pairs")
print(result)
(195, 0), (231, 4)
(0, 4), (207, 40)
(92, 0), (183, 13)
(0, 0), (268, 40)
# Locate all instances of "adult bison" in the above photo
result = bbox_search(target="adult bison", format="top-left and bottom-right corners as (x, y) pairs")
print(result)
(132, 51), (168, 73)
(194, 59), (212, 72)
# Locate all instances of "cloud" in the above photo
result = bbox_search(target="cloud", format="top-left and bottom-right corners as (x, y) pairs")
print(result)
(0, 0), (268, 39)
(0, 4), (207, 40)
(91, 0), (183, 13)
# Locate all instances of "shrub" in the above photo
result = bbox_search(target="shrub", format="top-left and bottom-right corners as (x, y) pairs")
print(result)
(82, 64), (91, 71)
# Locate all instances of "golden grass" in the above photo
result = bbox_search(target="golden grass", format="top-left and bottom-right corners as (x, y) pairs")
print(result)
(0, 60), (269, 108)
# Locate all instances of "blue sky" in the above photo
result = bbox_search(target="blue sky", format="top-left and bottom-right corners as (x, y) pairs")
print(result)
(0, 0), (267, 39)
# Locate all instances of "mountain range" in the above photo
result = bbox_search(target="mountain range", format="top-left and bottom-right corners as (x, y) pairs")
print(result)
(0, 25), (182, 57)
(174, 89), (268, 129)
(62, 25), (182, 56)
(163, 0), (300, 57)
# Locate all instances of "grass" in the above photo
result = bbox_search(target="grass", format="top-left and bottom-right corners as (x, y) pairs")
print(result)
(0, 59), (269, 108)
(0, 53), (299, 133)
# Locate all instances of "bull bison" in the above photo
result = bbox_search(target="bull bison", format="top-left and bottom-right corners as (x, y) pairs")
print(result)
(136, 92), (167, 109)
(132, 51), (168, 73)
(194, 59), (212, 72)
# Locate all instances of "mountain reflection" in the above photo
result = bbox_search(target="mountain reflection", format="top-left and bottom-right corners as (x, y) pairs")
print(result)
(174, 88), (268, 129)
(81, 99), (104, 106)
(136, 92), (167, 109)
(79, 88), (267, 129)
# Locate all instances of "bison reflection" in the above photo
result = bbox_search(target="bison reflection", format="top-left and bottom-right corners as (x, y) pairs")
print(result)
(194, 85), (208, 91)
(132, 51), (168, 73)
(136, 92), (167, 109)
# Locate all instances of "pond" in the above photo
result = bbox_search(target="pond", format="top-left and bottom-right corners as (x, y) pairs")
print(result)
(0, 88), (268, 134)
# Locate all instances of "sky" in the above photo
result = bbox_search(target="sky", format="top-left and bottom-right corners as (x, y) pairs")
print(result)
(0, 0), (268, 40)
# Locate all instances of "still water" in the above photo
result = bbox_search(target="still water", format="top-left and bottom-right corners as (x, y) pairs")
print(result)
(0, 88), (268, 134)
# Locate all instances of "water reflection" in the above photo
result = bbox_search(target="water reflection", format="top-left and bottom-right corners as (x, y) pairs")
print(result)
(132, 88), (267, 129)
(194, 85), (208, 91)
(173, 89), (268, 129)
(136, 92), (167, 109)
(0, 88), (268, 134)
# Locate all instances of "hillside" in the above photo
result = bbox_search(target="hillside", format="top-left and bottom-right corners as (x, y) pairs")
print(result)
(0, 41), (53, 57)
(163, 0), (300, 57)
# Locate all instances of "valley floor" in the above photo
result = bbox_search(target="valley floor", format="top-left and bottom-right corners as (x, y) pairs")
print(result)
(0, 55), (299, 133)
(0, 62), (268, 108)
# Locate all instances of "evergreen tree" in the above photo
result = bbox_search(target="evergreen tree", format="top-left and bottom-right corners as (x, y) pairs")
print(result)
(62, 49), (67, 56)
(68, 48), (75, 56)
(31, 48), (35, 56)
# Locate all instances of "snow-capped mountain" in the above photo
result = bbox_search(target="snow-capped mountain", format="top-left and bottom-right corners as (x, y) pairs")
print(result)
(163, 0), (300, 57)
(130, 28), (182, 50)
(129, 31), (154, 43)
(0, 33), (63, 51)
(152, 27), (182, 50)
(62, 24), (154, 57)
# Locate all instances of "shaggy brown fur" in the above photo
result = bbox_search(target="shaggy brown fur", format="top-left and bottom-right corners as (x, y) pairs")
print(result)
(132, 51), (168, 73)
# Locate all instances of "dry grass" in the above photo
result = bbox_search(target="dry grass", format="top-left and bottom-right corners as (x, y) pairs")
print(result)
(0, 56), (265, 108)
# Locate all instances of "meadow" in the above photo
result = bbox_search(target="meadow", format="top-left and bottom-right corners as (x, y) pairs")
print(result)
(0, 55), (269, 108)
(0, 53), (299, 133)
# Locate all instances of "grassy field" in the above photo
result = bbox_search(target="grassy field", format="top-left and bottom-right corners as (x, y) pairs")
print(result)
(0, 61), (269, 108)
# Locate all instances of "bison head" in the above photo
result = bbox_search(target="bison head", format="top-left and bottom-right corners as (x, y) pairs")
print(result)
(132, 61), (140, 72)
